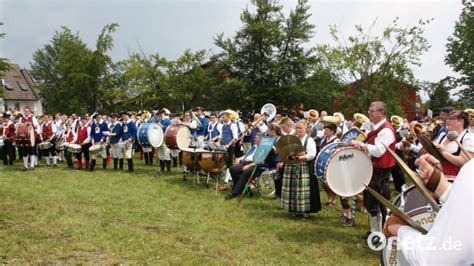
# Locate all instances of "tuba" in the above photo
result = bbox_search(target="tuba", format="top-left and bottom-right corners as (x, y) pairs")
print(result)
(390, 115), (404, 128)
(353, 113), (369, 129)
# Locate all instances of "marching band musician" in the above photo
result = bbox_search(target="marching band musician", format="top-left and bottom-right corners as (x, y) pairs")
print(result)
(182, 110), (198, 139)
(74, 116), (91, 170)
(216, 111), (239, 190)
(108, 113), (124, 170)
(19, 106), (40, 171)
(1, 113), (16, 166)
(62, 122), (77, 169)
(280, 120), (321, 219)
(433, 106), (454, 140)
(266, 124), (282, 199)
(89, 112), (110, 171)
(140, 115), (154, 167)
(205, 113), (219, 141)
(194, 107), (207, 144)
(385, 153), (473, 265)
(247, 113), (268, 146)
(120, 111), (137, 172)
(156, 109), (172, 173)
(41, 114), (58, 167)
(350, 101), (396, 244)
(319, 123), (338, 207)
(433, 110), (474, 178)
(467, 108), (474, 133)
(53, 112), (65, 162)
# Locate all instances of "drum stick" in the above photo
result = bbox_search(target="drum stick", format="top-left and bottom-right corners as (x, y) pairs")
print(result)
(383, 144), (440, 212)
(447, 131), (473, 160)
(364, 185), (428, 234)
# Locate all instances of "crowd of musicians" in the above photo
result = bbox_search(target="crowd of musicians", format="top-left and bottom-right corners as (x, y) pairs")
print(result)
(1, 103), (473, 260)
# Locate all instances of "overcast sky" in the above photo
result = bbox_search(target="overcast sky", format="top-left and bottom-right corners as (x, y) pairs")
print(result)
(0, 0), (463, 99)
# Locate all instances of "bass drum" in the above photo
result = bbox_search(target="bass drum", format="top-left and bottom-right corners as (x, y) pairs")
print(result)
(165, 124), (191, 150)
(137, 123), (164, 148)
(381, 180), (452, 266)
(15, 124), (36, 147)
(315, 142), (372, 197)
(340, 128), (367, 144)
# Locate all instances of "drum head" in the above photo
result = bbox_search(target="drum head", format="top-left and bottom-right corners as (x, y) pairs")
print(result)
(325, 147), (372, 197)
(147, 123), (164, 148)
(176, 126), (191, 150)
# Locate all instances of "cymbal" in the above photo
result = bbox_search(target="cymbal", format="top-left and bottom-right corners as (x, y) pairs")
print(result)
(276, 135), (304, 165)
(276, 135), (301, 151)
(417, 134), (446, 164)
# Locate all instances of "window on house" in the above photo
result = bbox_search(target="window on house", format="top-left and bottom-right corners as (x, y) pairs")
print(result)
(3, 80), (14, 90)
(17, 81), (29, 91)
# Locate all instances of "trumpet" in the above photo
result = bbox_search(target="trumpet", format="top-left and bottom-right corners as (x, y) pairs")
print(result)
(390, 115), (404, 128)
(353, 113), (369, 129)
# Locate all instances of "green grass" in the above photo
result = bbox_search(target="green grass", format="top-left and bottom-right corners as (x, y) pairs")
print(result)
(0, 158), (379, 264)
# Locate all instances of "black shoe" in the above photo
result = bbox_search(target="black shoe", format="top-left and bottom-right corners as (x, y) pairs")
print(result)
(344, 217), (355, 227)
(224, 193), (235, 200)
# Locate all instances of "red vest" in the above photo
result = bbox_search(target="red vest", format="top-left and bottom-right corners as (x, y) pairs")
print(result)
(65, 130), (74, 143)
(42, 122), (54, 139)
(20, 116), (33, 124)
(3, 122), (15, 142)
(367, 121), (396, 169)
(76, 125), (89, 144)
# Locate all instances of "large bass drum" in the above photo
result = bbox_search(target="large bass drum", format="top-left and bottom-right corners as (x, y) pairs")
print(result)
(198, 151), (227, 174)
(315, 142), (372, 197)
(15, 124), (36, 147)
(165, 124), (191, 150)
(137, 123), (164, 148)
(381, 181), (452, 266)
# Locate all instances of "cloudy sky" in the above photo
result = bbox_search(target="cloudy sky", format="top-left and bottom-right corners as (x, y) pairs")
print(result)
(0, 0), (463, 99)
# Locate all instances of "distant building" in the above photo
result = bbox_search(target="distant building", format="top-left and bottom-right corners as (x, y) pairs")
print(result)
(0, 63), (43, 114)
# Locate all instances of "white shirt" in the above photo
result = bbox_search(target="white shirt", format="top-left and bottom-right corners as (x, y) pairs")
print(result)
(397, 159), (474, 265)
(300, 135), (317, 161)
(434, 129), (474, 154)
(395, 141), (422, 153)
(367, 118), (396, 158)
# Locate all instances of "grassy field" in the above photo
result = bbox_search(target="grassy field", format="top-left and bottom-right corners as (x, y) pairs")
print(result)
(0, 158), (379, 264)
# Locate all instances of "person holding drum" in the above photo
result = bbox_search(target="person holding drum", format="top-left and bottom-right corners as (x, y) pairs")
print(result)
(433, 110), (474, 178)
(74, 116), (92, 170)
(319, 123), (339, 207)
(205, 113), (220, 142)
(281, 120), (321, 219)
(108, 113), (124, 170)
(350, 101), (396, 244)
(18, 106), (40, 170)
(62, 122), (77, 169)
(216, 111), (239, 190)
(120, 111), (137, 172)
(40, 114), (59, 167)
(89, 112), (110, 171)
(385, 154), (473, 265)
(1, 113), (16, 166)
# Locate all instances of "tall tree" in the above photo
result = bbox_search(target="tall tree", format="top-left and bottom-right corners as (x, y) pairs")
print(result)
(445, 0), (474, 101)
(317, 18), (431, 116)
(424, 77), (455, 115)
(214, 0), (317, 111)
(31, 23), (120, 114)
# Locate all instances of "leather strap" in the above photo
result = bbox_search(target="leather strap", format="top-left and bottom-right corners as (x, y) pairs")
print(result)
(426, 168), (442, 192)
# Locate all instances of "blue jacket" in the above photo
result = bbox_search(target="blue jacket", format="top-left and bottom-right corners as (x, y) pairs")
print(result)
(121, 119), (137, 142)
(196, 116), (208, 136)
(109, 122), (123, 144)
(91, 120), (109, 142)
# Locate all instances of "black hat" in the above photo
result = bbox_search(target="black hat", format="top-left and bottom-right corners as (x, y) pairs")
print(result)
(91, 111), (101, 119)
(156, 109), (166, 114)
(119, 111), (131, 116)
(324, 123), (337, 133)
(109, 113), (118, 118)
(195, 106), (204, 111)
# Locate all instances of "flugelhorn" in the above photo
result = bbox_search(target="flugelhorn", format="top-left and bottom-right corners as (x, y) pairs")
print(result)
(390, 115), (404, 128)
(353, 113), (369, 129)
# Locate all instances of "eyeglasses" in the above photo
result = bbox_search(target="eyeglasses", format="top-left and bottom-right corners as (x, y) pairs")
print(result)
(295, 126), (305, 129)
(367, 109), (381, 114)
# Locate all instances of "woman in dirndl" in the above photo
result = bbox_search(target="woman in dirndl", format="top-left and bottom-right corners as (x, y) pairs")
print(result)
(281, 120), (321, 219)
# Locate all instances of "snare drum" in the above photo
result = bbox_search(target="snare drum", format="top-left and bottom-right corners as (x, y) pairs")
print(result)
(137, 123), (164, 148)
(67, 144), (82, 154)
(0, 136), (4, 147)
(15, 124), (36, 147)
(381, 182), (449, 266)
(89, 144), (102, 156)
(315, 143), (372, 197)
(165, 124), (191, 150)
(38, 141), (53, 150)
(55, 143), (66, 151)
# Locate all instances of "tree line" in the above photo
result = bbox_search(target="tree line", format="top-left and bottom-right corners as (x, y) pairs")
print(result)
(1, 0), (472, 116)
